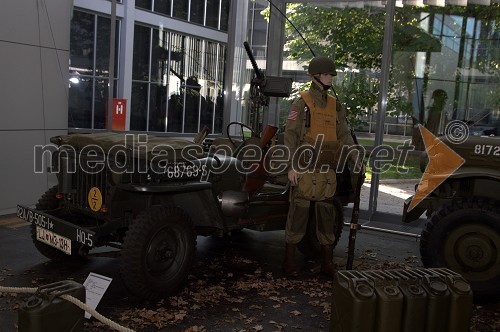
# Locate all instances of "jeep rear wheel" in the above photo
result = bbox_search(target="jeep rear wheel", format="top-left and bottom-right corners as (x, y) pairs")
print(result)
(420, 198), (500, 302)
(31, 186), (81, 261)
(297, 198), (344, 259)
(121, 206), (196, 300)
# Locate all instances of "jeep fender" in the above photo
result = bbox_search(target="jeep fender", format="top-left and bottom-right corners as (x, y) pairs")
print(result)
(116, 182), (225, 232)
(402, 168), (500, 223)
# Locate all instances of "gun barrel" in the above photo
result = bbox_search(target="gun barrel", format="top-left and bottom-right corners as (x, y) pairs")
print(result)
(243, 41), (263, 80)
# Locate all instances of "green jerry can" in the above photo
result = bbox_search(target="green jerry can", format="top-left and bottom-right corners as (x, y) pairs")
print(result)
(362, 270), (403, 332)
(386, 269), (427, 332)
(18, 280), (86, 332)
(431, 268), (473, 332)
(331, 270), (377, 332)
(408, 268), (450, 332)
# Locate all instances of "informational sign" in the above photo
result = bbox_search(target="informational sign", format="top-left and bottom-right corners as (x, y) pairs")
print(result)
(83, 272), (113, 319)
(112, 98), (127, 130)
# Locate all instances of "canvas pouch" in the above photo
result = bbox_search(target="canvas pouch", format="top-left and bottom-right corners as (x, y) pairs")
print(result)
(296, 169), (337, 201)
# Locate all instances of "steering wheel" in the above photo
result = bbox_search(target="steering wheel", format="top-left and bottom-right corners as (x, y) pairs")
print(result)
(226, 121), (259, 149)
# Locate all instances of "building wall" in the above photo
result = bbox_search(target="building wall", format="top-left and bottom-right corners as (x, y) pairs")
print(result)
(0, 0), (72, 214)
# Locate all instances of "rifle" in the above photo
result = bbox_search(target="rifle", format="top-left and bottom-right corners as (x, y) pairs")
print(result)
(346, 128), (365, 270)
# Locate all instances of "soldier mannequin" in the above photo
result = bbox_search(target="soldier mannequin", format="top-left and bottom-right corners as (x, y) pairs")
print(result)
(283, 56), (357, 277)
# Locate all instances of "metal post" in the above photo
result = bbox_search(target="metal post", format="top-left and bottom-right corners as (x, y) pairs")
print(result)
(106, 0), (117, 131)
(368, 0), (396, 217)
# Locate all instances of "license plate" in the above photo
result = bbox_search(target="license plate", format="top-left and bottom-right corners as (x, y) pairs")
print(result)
(36, 226), (72, 255)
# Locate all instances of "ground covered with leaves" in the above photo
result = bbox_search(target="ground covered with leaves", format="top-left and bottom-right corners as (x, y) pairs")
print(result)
(1, 248), (498, 331)
(81, 250), (498, 332)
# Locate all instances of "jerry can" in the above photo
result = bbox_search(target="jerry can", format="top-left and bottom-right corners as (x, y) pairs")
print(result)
(18, 280), (86, 332)
(431, 268), (473, 332)
(408, 268), (450, 332)
(362, 270), (403, 332)
(331, 270), (376, 332)
(386, 269), (427, 332)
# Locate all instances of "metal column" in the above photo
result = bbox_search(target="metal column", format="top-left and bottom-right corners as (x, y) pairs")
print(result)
(264, 0), (286, 127)
(368, 0), (396, 217)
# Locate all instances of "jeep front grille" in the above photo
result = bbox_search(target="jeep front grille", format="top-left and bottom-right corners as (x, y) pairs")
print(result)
(73, 164), (108, 211)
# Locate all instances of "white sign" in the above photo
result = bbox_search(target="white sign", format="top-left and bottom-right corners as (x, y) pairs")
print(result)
(83, 272), (113, 319)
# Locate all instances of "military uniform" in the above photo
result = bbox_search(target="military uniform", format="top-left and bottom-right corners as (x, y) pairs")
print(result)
(283, 61), (358, 276)
(285, 82), (355, 245)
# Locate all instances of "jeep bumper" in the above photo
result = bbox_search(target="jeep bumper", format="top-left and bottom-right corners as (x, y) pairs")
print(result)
(17, 205), (95, 251)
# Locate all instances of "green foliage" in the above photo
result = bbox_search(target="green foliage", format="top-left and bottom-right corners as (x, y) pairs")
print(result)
(335, 72), (377, 126)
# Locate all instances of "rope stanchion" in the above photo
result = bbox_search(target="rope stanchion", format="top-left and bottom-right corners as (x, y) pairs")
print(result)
(0, 285), (135, 332)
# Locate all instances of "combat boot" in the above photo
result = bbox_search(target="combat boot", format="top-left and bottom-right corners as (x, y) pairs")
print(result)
(283, 243), (299, 277)
(320, 244), (337, 278)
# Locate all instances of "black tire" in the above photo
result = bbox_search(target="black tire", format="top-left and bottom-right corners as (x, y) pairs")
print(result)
(297, 198), (344, 258)
(121, 206), (196, 300)
(420, 198), (500, 302)
(31, 186), (81, 261)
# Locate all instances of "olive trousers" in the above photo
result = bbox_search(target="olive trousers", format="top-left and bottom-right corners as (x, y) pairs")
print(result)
(285, 188), (337, 245)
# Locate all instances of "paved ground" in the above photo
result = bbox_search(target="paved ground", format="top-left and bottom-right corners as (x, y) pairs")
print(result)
(0, 181), (498, 331)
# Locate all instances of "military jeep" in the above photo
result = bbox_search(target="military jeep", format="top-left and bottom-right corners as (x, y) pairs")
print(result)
(403, 134), (500, 301)
(17, 124), (356, 299)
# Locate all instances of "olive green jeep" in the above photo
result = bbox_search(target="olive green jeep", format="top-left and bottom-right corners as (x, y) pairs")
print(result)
(17, 124), (356, 299)
(403, 134), (500, 301)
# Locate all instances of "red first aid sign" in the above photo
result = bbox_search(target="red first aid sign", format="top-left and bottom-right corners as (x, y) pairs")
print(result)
(112, 99), (127, 130)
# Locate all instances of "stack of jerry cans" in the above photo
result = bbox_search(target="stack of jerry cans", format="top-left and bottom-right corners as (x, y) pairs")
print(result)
(385, 269), (427, 332)
(331, 268), (473, 332)
(331, 271), (377, 331)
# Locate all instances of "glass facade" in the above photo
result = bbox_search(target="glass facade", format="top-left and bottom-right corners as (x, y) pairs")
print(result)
(136, 0), (229, 31)
(69, 10), (119, 129)
(248, 2), (499, 138)
(69, 2), (229, 134)
(131, 25), (226, 133)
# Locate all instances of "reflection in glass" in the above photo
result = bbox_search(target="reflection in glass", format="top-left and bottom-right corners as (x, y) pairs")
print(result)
(94, 79), (109, 130)
(68, 77), (92, 128)
(130, 82), (148, 131)
(173, 0), (188, 20)
(190, 0), (205, 25)
(154, 0), (171, 16)
(70, 11), (94, 74)
(206, 0), (220, 29)
(133, 25), (151, 81)
(136, 0), (152, 10)
(149, 83), (168, 132)
(167, 86), (184, 133)
(252, 2), (499, 141)
(69, 10), (119, 130)
(219, 0), (229, 31)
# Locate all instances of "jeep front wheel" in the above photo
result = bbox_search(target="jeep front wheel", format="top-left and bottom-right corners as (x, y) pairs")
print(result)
(121, 206), (196, 300)
(420, 198), (500, 302)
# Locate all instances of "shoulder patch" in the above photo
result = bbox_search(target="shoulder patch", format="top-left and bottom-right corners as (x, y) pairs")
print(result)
(288, 109), (299, 121)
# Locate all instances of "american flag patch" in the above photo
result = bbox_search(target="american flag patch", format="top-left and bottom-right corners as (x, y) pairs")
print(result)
(288, 109), (298, 120)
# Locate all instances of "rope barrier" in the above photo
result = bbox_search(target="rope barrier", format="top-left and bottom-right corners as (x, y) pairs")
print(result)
(0, 285), (135, 332)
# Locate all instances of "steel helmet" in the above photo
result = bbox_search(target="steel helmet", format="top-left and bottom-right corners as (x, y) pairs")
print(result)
(308, 56), (337, 76)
